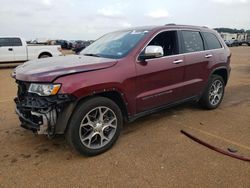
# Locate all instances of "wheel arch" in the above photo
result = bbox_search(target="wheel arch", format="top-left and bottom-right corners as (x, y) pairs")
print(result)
(38, 51), (52, 58)
(97, 91), (129, 121)
(200, 66), (229, 101)
(57, 90), (129, 134)
(211, 67), (228, 85)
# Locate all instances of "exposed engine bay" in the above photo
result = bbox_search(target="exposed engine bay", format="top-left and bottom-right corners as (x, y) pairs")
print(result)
(14, 80), (74, 137)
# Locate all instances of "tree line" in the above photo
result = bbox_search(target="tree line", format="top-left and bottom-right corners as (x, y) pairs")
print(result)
(214, 28), (250, 34)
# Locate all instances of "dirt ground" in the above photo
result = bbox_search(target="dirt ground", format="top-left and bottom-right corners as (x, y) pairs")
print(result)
(0, 47), (250, 188)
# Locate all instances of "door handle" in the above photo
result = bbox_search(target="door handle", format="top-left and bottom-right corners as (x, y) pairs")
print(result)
(173, 59), (184, 64)
(205, 54), (213, 58)
(8, 48), (13, 51)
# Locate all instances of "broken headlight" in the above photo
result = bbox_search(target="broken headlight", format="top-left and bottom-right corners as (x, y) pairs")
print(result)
(28, 83), (61, 96)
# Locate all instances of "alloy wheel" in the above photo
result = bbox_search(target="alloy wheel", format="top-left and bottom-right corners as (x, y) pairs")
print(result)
(209, 80), (223, 106)
(79, 106), (117, 149)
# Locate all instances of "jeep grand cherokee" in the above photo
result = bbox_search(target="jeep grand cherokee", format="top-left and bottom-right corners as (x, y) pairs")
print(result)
(12, 24), (231, 156)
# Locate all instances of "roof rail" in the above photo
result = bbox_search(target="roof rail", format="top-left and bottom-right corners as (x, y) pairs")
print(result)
(202, 26), (208, 28)
(165, 23), (176, 26)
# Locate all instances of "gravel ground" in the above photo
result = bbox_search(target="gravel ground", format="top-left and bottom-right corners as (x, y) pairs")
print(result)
(0, 47), (250, 188)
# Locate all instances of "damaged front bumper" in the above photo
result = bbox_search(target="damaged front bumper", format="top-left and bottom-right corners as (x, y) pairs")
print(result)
(14, 81), (75, 137)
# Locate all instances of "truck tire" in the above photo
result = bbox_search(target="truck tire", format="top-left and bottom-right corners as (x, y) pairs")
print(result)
(199, 75), (225, 110)
(66, 97), (123, 156)
(39, 53), (52, 58)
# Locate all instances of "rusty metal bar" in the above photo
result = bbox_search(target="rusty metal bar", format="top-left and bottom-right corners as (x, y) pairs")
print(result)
(181, 130), (250, 162)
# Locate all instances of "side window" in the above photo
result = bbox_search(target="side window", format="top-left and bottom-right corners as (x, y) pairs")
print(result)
(10, 38), (22, 46)
(0, 38), (12, 47)
(203, 32), (222, 50)
(147, 31), (178, 57)
(181, 31), (204, 53)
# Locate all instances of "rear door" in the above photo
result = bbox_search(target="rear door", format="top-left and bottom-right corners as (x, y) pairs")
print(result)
(0, 38), (15, 62)
(11, 38), (27, 61)
(202, 31), (225, 65)
(180, 30), (212, 98)
(135, 30), (186, 113)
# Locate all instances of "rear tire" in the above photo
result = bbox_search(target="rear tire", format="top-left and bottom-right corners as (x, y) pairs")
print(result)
(199, 75), (225, 110)
(66, 97), (123, 156)
(39, 54), (52, 58)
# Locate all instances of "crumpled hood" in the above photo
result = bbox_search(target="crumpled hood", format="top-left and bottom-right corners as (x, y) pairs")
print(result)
(14, 55), (118, 82)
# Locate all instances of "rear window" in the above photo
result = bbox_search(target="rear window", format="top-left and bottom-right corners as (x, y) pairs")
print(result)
(203, 32), (222, 50)
(10, 38), (22, 46)
(0, 38), (22, 46)
(0, 38), (12, 47)
(181, 31), (204, 53)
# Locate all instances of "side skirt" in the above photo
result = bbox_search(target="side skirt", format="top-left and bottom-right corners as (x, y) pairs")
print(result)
(128, 95), (200, 123)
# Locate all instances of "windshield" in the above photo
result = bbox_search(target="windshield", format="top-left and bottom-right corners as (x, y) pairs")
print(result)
(80, 30), (149, 59)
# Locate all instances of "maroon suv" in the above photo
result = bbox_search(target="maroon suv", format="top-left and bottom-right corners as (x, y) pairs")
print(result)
(12, 24), (231, 156)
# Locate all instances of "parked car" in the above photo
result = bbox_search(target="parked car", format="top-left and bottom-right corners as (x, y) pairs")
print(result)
(12, 24), (231, 156)
(72, 40), (91, 54)
(31, 38), (49, 45)
(54, 40), (72, 49)
(242, 41), (250, 46)
(225, 39), (240, 47)
(0, 37), (62, 63)
(239, 34), (250, 46)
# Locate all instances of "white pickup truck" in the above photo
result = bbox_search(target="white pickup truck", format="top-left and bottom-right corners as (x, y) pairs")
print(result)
(0, 37), (62, 62)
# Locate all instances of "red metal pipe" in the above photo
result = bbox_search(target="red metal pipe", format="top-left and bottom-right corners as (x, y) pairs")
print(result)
(181, 130), (250, 162)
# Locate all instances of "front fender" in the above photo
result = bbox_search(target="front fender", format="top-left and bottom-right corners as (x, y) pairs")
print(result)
(55, 72), (134, 115)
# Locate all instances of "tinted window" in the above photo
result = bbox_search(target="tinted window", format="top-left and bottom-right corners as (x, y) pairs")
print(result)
(10, 38), (22, 46)
(147, 31), (178, 57)
(203, 32), (222, 50)
(182, 31), (204, 53)
(0, 38), (12, 47)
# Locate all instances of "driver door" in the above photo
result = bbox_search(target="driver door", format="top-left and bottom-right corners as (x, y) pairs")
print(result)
(135, 30), (186, 113)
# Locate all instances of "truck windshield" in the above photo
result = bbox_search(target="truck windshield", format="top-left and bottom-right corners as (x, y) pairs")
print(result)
(80, 30), (149, 59)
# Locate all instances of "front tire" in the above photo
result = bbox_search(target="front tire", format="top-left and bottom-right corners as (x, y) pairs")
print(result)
(199, 75), (225, 110)
(66, 97), (123, 156)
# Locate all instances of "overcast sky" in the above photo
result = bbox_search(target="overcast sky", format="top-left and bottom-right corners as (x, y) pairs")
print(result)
(0, 0), (250, 40)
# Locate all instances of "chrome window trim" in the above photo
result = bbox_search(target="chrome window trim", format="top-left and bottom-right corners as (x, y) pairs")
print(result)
(136, 29), (225, 62)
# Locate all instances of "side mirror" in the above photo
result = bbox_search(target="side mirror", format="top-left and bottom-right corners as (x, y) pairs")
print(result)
(139, 45), (164, 61)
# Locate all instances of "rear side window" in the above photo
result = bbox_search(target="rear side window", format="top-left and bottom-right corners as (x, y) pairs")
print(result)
(0, 38), (12, 47)
(10, 38), (22, 46)
(181, 31), (204, 53)
(203, 32), (222, 50)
